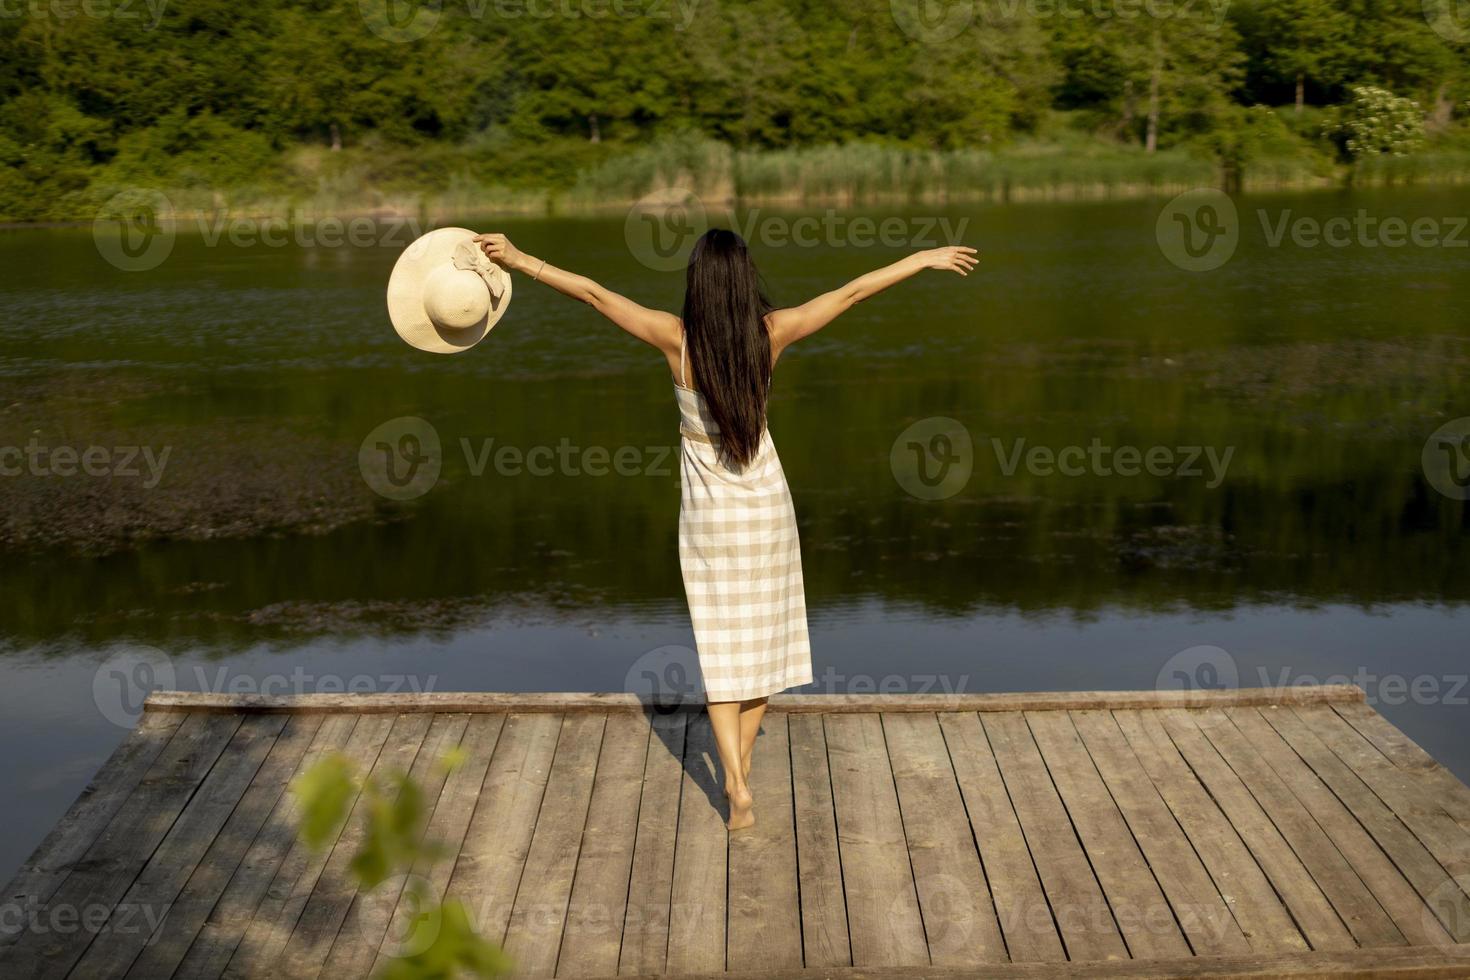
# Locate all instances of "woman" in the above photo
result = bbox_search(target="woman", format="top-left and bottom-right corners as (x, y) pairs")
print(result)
(475, 228), (978, 829)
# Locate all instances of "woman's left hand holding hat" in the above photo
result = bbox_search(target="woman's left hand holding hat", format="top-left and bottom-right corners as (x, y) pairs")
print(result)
(473, 233), (527, 274)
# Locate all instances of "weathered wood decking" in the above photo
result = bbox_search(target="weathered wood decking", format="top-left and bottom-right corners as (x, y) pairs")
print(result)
(5, 686), (1470, 979)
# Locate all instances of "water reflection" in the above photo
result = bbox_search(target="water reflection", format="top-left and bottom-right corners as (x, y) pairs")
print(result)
(2, 358), (1466, 652)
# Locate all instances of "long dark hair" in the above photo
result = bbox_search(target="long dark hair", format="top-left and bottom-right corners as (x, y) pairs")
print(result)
(681, 229), (774, 469)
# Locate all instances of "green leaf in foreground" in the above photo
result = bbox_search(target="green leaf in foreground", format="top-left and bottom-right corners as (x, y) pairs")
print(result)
(376, 898), (512, 980)
(292, 753), (357, 849)
(293, 751), (510, 978)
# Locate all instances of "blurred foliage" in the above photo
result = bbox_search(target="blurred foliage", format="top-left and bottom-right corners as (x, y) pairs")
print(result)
(1, 0), (1468, 218)
(376, 898), (511, 980)
(292, 749), (510, 979)
(295, 752), (359, 849)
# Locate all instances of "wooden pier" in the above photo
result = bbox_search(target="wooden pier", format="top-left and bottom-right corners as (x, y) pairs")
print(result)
(5, 685), (1470, 978)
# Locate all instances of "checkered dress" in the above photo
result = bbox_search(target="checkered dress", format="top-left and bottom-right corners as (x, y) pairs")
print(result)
(675, 369), (812, 702)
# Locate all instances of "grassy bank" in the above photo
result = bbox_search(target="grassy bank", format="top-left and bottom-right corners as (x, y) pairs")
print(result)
(27, 124), (1470, 226)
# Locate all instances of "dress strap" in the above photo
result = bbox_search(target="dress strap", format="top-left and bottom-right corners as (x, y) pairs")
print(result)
(679, 330), (689, 389)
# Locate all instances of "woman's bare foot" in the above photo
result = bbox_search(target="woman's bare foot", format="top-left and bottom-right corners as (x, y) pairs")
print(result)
(726, 784), (755, 830)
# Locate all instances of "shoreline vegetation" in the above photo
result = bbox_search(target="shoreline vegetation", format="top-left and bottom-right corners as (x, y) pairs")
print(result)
(5, 0), (1469, 226)
(27, 126), (1470, 228)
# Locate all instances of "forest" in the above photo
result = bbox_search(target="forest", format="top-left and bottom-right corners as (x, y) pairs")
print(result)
(1, 0), (1469, 220)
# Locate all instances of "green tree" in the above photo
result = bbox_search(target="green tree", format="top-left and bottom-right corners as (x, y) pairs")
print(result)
(261, 1), (496, 148)
(1254, 0), (1352, 114)
(1053, 8), (1243, 152)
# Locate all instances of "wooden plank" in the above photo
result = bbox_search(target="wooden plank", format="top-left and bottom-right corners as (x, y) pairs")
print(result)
(502, 713), (607, 978)
(145, 684), (1367, 715)
(1189, 708), (1405, 948)
(788, 712), (852, 968)
(119, 713), (327, 979)
(0, 710), (186, 950)
(1068, 709), (1251, 957)
(67, 713), (294, 980)
(982, 710), (1128, 962)
(1026, 710), (1190, 960)
(1292, 706), (1470, 931)
(1153, 708), (1356, 952)
(1333, 702), (1456, 772)
(618, 712), (687, 976)
(1296, 706), (1470, 874)
(1227, 706), (1453, 946)
(1111, 709), (1309, 955)
(825, 713), (928, 967)
(1334, 702), (1470, 833)
(216, 712), (395, 978)
(937, 711), (1065, 964)
(319, 712), (471, 978)
(268, 711), (436, 979)
(664, 711), (727, 975)
(446, 712), (561, 948)
(555, 712), (650, 978)
(1262, 706), (1470, 942)
(166, 713), (359, 980)
(726, 712), (802, 972)
(367, 712), (506, 978)
(883, 712), (1006, 965)
(601, 943), (1470, 978)
(2, 711), (244, 980)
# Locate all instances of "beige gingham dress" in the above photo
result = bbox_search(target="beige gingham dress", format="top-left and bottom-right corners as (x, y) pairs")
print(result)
(675, 338), (813, 701)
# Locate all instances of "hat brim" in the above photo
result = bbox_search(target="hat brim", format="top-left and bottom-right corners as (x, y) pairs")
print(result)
(387, 227), (512, 354)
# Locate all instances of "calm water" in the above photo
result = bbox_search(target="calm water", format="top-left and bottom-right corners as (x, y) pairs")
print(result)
(1, 188), (1468, 881)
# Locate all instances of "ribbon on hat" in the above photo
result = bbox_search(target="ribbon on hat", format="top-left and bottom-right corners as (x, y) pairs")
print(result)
(452, 240), (507, 305)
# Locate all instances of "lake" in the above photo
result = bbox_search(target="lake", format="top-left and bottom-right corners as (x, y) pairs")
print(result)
(1, 187), (1468, 882)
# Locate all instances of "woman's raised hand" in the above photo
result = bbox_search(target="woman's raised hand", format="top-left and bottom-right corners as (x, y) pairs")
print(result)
(918, 245), (979, 276)
(473, 232), (527, 272)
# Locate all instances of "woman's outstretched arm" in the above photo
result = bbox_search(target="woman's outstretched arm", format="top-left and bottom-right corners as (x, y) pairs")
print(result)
(768, 246), (978, 354)
(475, 233), (682, 353)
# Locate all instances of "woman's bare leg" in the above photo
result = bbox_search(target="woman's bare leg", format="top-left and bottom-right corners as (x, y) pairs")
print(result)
(707, 700), (754, 830)
(738, 697), (768, 781)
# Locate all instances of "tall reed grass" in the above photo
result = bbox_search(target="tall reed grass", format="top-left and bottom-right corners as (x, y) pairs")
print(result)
(562, 134), (1224, 207)
(1351, 149), (1470, 186)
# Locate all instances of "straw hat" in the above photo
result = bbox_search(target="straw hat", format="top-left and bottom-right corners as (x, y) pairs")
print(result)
(387, 227), (512, 354)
